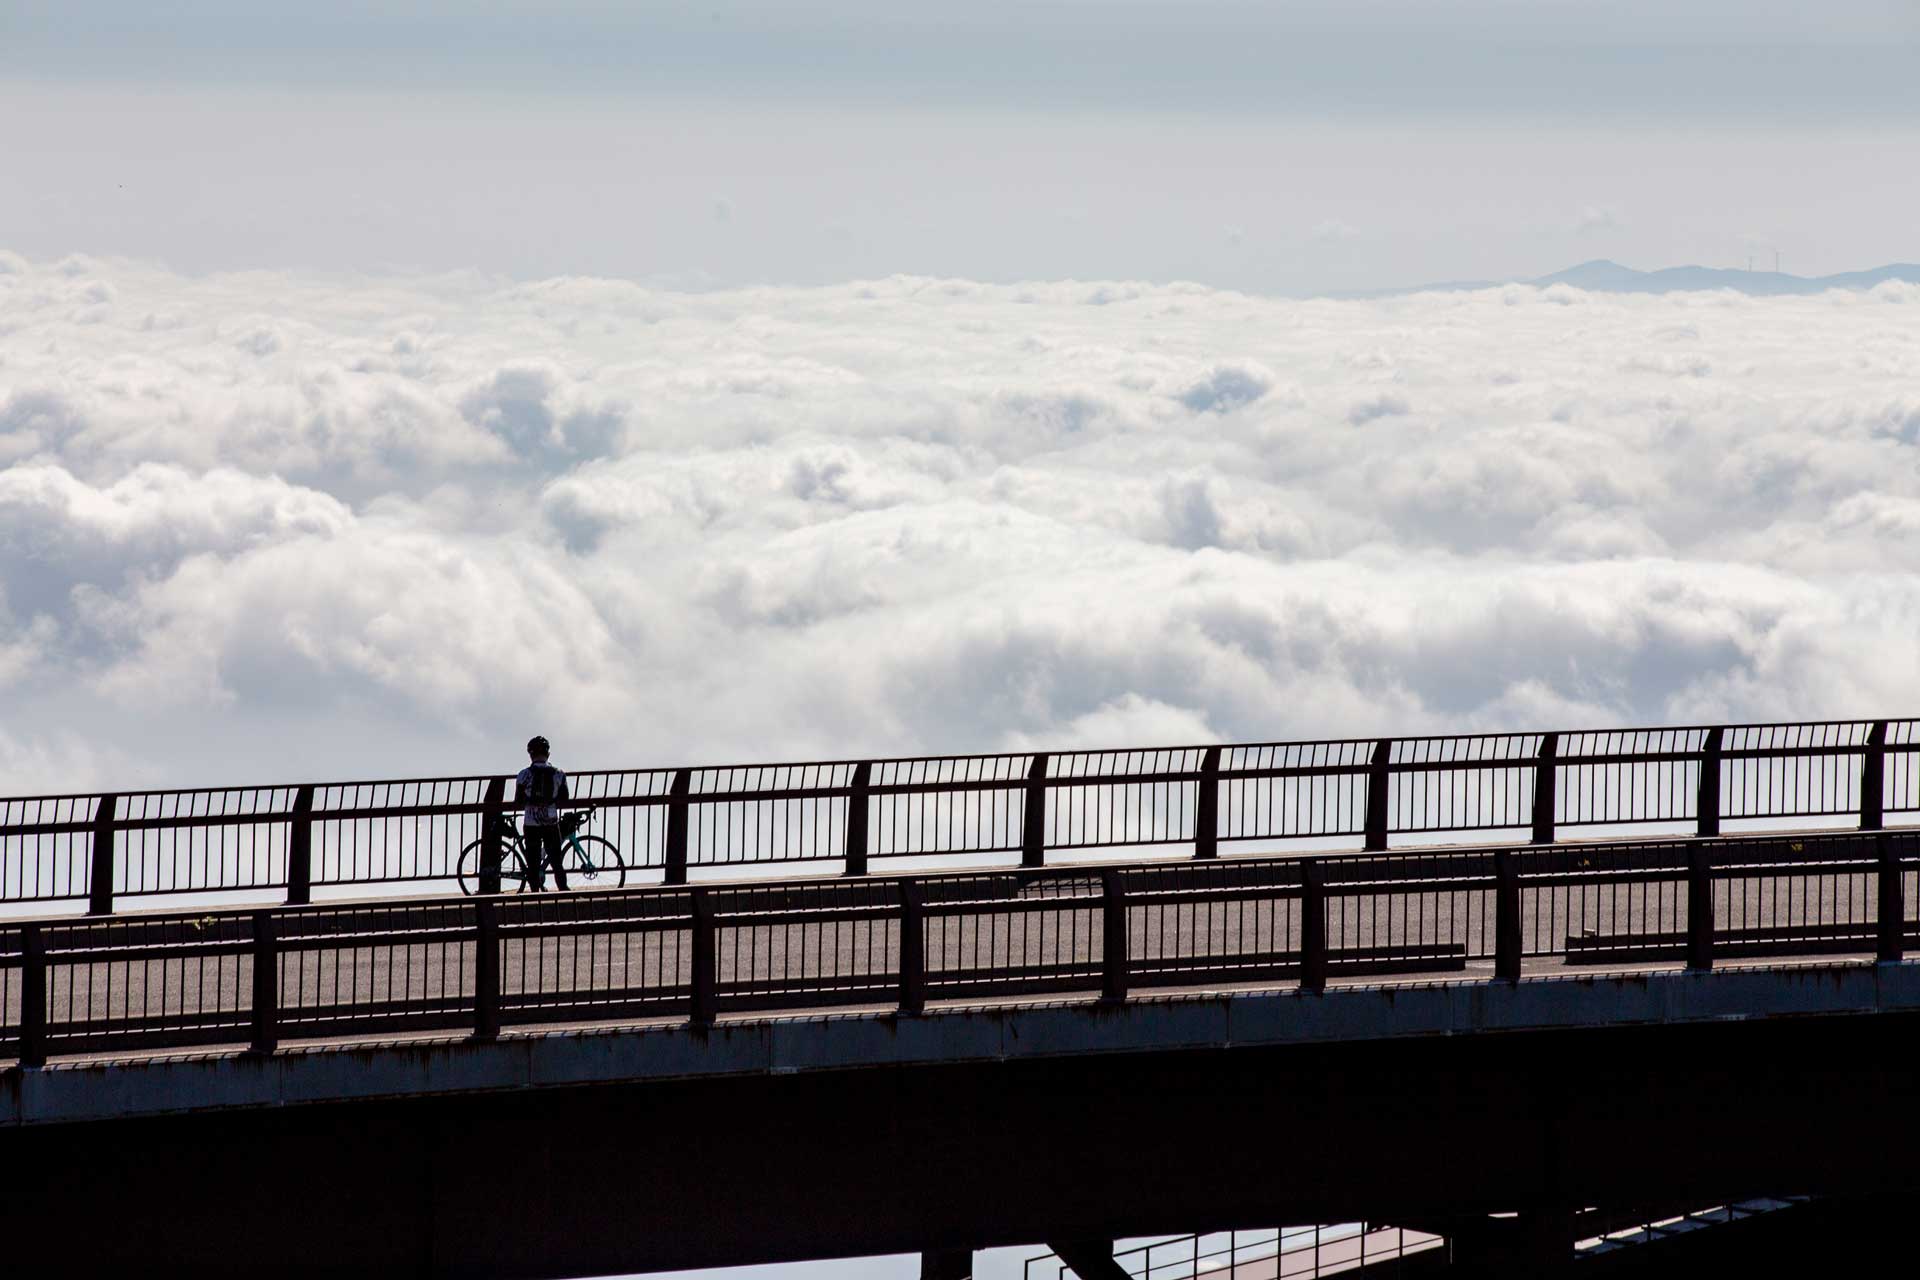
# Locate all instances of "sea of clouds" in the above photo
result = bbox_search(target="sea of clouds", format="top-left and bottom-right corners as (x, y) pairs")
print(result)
(2, 250), (1917, 792)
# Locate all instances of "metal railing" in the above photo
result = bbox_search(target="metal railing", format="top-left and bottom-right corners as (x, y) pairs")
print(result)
(1024, 1224), (1446, 1279)
(1575, 1197), (1809, 1257)
(2, 827), (1914, 1066)
(1, 719), (1916, 916)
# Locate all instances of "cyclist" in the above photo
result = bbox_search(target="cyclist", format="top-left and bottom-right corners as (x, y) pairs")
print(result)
(514, 735), (570, 891)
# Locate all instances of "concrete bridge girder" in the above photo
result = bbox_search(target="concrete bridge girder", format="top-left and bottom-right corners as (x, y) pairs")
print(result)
(4, 965), (1920, 1276)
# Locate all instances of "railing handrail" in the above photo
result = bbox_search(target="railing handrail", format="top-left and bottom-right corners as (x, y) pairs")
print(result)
(4, 715), (1918, 915)
(6, 716), (1917, 810)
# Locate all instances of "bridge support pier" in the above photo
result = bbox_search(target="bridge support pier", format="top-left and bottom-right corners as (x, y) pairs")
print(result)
(1047, 1239), (1129, 1280)
(1444, 1208), (1573, 1278)
(920, 1247), (972, 1279)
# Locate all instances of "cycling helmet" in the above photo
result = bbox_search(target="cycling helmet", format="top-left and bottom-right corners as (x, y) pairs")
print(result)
(526, 735), (551, 757)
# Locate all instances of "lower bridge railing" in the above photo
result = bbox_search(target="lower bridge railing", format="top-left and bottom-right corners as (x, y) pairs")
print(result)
(1026, 1224), (1448, 1280)
(2, 830), (1915, 1066)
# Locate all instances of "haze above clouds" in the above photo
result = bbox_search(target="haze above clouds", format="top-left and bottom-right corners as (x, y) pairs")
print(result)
(5, 1), (1919, 294)
(3, 253), (1918, 790)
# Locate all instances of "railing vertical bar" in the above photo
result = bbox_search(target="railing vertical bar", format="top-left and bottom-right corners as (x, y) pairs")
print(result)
(20, 922), (48, 1067)
(1863, 721), (1888, 831)
(665, 770), (692, 886)
(250, 910), (278, 1054)
(87, 794), (118, 916)
(1102, 867), (1129, 1002)
(1878, 834), (1905, 964)
(1495, 849), (1522, 981)
(1022, 755), (1050, 869)
(690, 888), (717, 1027)
(898, 877), (926, 1015)
(1687, 846), (1715, 971)
(285, 786), (315, 906)
(1531, 734), (1558, 844)
(480, 777), (507, 896)
(1364, 741), (1391, 851)
(473, 897), (500, 1040)
(1194, 747), (1220, 860)
(1300, 860), (1327, 992)
(1697, 728), (1724, 838)
(844, 762), (872, 877)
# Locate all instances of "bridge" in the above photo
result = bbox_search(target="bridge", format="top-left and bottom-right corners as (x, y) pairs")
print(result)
(4, 718), (1920, 1276)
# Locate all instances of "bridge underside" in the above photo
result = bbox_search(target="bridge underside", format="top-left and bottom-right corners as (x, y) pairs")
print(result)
(6, 991), (1920, 1277)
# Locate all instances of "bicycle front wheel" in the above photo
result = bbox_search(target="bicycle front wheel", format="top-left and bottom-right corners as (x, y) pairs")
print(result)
(457, 838), (529, 895)
(564, 835), (626, 889)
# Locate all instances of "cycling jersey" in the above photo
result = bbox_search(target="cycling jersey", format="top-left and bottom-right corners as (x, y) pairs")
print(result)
(514, 762), (570, 827)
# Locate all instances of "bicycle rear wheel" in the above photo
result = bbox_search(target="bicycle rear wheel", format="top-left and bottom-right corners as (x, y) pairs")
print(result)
(457, 838), (530, 895)
(563, 835), (626, 889)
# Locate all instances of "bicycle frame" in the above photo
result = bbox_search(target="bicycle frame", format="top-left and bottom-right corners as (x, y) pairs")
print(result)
(508, 817), (603, 876)
(563, 827), (601, 874)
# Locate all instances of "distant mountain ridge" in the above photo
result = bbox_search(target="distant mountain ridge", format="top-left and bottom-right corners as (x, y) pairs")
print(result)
(1353, 260), (1920, 299)
(1531, 259), (1920, 296)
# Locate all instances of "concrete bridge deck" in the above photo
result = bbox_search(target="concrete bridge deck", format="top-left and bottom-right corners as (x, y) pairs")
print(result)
(4, 826), (1917, 1276)
(5, 956), (1920, 1277)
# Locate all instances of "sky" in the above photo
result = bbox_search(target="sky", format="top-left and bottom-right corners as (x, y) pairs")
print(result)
(4, 6), (1920, 1278)
(4, 2), (1919, 293)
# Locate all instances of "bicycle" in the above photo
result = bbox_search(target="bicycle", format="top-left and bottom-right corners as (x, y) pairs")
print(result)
(457, 808), (626, 894)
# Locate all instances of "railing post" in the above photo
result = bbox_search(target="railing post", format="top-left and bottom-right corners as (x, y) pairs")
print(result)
(1495, 849), (1522, 982)
(898, 877), (926, 1016)
(20, 922), (48, 1068)
(1193, 747), (1221, 860)
(250, 910), (278, 1055)
(285, 785), (314, 906)
(1696, 728), (1724, 838)
(1022, 754), (1050, 869)
(1686, 846), (1715, 971)
(480, 776), (506, 895)
(844, 762), (872, 877)
(1300, 860), (1328, 993)
(1364, 740), (1392, 852)
(87, 793), (118, 917)
(665, 769), (692, 886)
(473, 897), (500, 1041)
(1862, 721), (1888, 831)
(1102, 867), (1129, 1002)
(689, 888), (717, 1028)
(1878, 833), (1905, 964)
(1531, 734), (1559, 845)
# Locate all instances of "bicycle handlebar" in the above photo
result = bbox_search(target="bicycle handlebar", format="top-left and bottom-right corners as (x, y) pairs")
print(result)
(489, 805), (593, 830)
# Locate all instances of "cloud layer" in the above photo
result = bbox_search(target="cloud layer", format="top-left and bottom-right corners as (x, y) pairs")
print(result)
(3, 253), (1918, 791)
